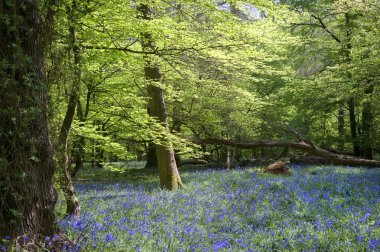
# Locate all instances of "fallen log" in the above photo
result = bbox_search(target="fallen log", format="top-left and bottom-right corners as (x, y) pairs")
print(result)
(290, 155), (331, 165)
(178, 159), (208, 167)
(193, 138), (380, 168)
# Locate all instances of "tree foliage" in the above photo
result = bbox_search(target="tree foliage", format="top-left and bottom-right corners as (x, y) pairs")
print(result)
(47, 0), (380, 175)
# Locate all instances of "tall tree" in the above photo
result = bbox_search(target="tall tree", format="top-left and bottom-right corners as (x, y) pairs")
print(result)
(344, 12), (360, 156)
(0, 0), (59, 240)
(56, 0), (81, 217)
(138, 3), (183, 190)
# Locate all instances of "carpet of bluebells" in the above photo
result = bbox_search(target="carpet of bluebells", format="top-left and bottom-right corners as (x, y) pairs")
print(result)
(53, 166), (380, 251)
(57, 166), (380, 251)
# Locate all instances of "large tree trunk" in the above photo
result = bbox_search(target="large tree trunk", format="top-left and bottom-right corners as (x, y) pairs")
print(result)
(194, 138), (380, 167)
(146, 81), (182, 189)
(146, 71), (182, 189)
(138, 3), (182, 190)
(0, 0), (58, 240)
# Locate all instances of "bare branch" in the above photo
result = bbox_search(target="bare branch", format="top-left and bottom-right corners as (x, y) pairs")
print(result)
(310, 14), (342, 44)
(82, 45), (157, 54)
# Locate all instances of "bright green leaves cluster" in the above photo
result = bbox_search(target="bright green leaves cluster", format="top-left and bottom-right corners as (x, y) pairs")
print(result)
(46, 0), (300, 162)
(277, 0), (380, 149)
(47, 0), (380, 163)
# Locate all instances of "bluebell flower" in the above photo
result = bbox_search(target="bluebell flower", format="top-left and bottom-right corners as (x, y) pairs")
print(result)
(74, 219), (84, 231)
(213, 239), (231, 250)
(357, 235), (364, 243)
(360, 212), (371, 223)
(105, 233), (116, 243)
(95, 222), (102, 230)
(61, 244), (68, 251)
(369, 239), (380, 250)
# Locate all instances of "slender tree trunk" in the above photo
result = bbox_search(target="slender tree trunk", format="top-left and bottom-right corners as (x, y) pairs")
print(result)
(91, 139), (96, 169)
(94, 121), (106, 168)
(138, 3), (182, 190)
(226, 148), (231, 170)
(216, 146), (220, 162)
(56, 0), (81, 217)
(145, 143), (158, 169)
(344, 13), (361, 157)
(172, 105), (182, 165)
(71, 143), (84, 178)
(361, 84), (374, 159)
(348, 98), (360, 156)
(338, 107), (345, 150)
(0, 0), (58, 240)
(219, 148), (227, 164)
(72, 145), (84, 177)
(71, 100), (85, 178)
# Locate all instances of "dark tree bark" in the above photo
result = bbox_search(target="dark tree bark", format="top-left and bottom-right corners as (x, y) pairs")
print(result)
(337, 107), (345, 150)
(144, 143), (158, 169)
(71, 129), (85, 178)
(361, 83), (374, 159)
(145, 94), (158, 169)
(226, 147), (232, 170)
(194, 138), (380, 167)
(344, 13), (361, 157)
(348, 97), (360, 156)
(138, 3), (182, 190)
(71, 88), (91, 177)
(71, 145), (84, 178)
(171, 106), (182, 165)
(56, 0), (81, 217)
(0, 0), (58, 240)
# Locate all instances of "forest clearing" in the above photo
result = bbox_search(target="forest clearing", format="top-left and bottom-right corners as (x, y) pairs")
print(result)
(1, 0), (380, 251)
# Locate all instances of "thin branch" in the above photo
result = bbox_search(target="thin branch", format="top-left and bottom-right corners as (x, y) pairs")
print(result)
(310, 14), (341, 44)
(291, 22), (322, 28)
(82, 45), (156, 54)
(133, 78), (147, 97)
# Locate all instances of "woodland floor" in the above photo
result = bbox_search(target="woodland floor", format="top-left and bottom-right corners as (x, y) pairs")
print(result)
(56, 164), (380, 251)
